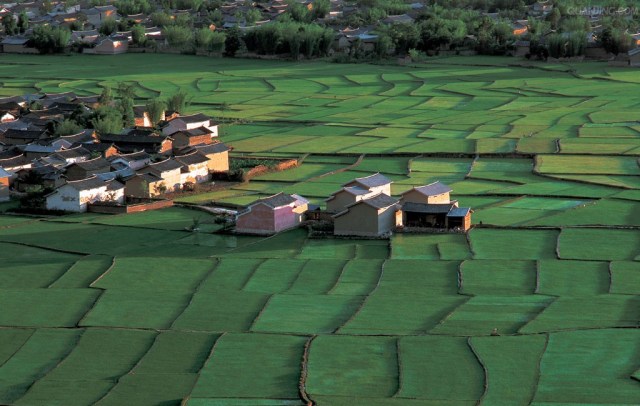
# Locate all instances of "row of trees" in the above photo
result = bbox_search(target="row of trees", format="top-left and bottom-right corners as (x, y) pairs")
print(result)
(54, 85), (190, 136)
(1, 12), (29, 36)
(243, 21), (334, 58)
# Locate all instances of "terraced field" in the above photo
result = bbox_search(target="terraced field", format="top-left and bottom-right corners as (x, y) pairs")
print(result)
(0, 54), (639, 405)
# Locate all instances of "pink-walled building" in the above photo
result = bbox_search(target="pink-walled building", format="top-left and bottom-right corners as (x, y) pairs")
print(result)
(235, 192), (309, 235)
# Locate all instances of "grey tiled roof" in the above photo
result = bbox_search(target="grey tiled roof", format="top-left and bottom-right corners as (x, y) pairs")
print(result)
(447, 207), (471, 217)
(64, 176), (106, 190)
(412, 181), (452, 196)
(71, 157), (110, 171)
(195, 142), (230, 154)
(255, 192), (298, 208)
(402, 202), (455, 214)
(362, 193), (398, 209)
(176, 152), (209, 166)
(146, 158), (183, 173)
(348, 172), (392, 188)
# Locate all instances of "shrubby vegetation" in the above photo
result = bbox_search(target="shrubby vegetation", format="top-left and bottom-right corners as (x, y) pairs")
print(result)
(243, 20), (333, 58)
(30, 25), (71, 54)
(2, 0), (638, 58)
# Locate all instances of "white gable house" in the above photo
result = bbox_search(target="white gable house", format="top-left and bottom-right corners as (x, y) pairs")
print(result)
(45, 177), (124, 212)
(161, 113), (219, 138)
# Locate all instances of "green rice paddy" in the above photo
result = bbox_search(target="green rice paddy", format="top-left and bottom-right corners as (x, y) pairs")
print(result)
(0, 54), (638, 405)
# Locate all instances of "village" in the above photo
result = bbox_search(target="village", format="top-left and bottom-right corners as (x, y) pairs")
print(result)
(0, 92), (472, 237)
(1, 1), (639, 402)
(0, 0), (638, 65)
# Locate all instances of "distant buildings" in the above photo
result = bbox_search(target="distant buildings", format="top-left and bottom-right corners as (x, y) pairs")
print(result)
(0, 93), (231, 212)
(235, 173), (473, 237)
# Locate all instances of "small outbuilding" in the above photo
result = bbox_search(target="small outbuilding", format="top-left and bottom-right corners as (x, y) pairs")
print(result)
(235, 192), (309, 235)
(447, 207), (472, 231)
(333, 193), (400, 237)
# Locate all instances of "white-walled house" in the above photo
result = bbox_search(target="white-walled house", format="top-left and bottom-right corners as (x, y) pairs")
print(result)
(138, 158), (184, 192)
(45, 177), (124, 212)
(175, 152), (210, 184)
(342, 173), (392, 197)
(161, 113), (219, 138)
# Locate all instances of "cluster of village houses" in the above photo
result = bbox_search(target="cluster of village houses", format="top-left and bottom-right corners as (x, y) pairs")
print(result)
(0, 91), (470, 236)
(236, 173), (472, 237)
(0, 92), (230, 211)
(1, 0), (638, 63)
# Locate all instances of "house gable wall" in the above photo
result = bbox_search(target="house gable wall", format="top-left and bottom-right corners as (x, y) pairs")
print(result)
(401, 189), (450, 205)
(334, 203), (380, 237)
(344, 181), (391, 196)
(377, 205), (398, 235)
(46, 184), (119, 212)
(236, 202), (276, 234)
(207, 151), (229, 172)
(326, 191), (359, 213)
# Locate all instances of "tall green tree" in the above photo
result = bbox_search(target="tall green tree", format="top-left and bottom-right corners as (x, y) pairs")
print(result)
(99, 17), (118, 35)
(2, 15), (18, 36)
(166, 91), (189, 113)
(17, 11), (28, 34)
(224, 26), (242, 57)
(117, 82), (136, 100)
(164, 25), (193, 48)
(119, 96), (135, 127)
(600, 27), (634, 55)
(131, 24), (147, 46)
(312, 0), (330, 19)
(55, 119), (83, 136)
(99, 86), (113, 105)
(145, 98), (166, 127)
(31, 25), (71, 54)
(91, 106), (123, 134)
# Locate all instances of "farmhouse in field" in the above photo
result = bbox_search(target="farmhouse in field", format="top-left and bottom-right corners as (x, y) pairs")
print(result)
(45, 176), (124, 212)
(329, 174), (472, 236)
(399, 182), (471, 230)
(333, 193), (401, 237)
(325, 173), (393, 213)
(235, 192), (309, 235)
